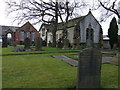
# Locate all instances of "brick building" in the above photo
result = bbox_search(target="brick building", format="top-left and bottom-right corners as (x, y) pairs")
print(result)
(1, 22), (39, 45)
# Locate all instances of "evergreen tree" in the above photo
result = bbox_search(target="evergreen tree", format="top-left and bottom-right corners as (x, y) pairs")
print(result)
(108, 17), (118, 49)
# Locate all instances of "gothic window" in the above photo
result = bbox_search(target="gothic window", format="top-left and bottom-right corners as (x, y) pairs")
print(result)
(26, 32), (30, 38)
(86, 28), (94, 41)
(90, 29), (93, 40)
(86, 28), (89, 40)
(20, 31), (24, 41)
(7, 33), (12, 39)
(31, 32), (35, 41)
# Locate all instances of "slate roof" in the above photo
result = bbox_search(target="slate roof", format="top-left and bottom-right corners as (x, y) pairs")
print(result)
(40, 16), (85, 32)
(40, 11), (103, 33)
(0, 25), (19, 35)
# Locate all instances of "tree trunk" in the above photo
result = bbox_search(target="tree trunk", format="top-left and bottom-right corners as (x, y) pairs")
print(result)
(52, 2), (58, 47)
(62, 22), (69, 49)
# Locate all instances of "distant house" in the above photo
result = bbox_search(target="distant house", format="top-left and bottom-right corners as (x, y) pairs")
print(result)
(1, 22), (39, 45)
(40, 11), (103, 49)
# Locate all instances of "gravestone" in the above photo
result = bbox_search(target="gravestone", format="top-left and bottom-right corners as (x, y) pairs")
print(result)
(48, 41), (52, 47)
(62, 38), (70, 49)
(57, 38), (63, 48)
(2, 35), (8, 48)
(77, 48), (102, 88)
(77, 23), (102, 88)
(35, 37), (42, 51)
(24, 38), (31, 50)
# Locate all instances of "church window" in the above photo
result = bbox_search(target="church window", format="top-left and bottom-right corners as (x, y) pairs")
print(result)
(20, 31), (24, 41)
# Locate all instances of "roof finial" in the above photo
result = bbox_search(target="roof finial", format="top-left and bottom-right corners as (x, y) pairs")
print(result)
(89, 9), (91, 12)
(89, 9), (92, 14)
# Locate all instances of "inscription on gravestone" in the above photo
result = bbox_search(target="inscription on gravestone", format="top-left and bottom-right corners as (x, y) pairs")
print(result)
(77, 48), (102, 88)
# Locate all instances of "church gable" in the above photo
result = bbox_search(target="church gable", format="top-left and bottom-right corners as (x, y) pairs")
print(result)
(79, 12), (101, 44)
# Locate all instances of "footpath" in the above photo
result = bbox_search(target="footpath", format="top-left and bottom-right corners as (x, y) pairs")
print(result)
(52, 55), (113, 67)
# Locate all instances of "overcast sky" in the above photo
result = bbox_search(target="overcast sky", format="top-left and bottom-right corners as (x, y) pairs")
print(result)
(0, 0), (119, 35)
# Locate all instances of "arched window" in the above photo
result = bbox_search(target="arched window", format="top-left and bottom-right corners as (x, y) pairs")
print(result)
(26, 32), (30, 38)
(20, 31), (24, 41)
(90, 29), (93, 41)
(31, 32), (35, 41)
(86, 28), (89, 40)
(86, 24), (94, 41)
(7, 33), (12, 39)
(86, 24), (94, 47)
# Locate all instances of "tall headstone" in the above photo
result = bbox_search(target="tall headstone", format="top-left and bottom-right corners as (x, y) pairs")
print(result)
(35, 37), (42, 51)
(77, 23), (102, 88)
(77, 48), (102, 88)
(62, 38), (69, 49)
(24, 37), (31, 50)
(2, 35), (8, 48)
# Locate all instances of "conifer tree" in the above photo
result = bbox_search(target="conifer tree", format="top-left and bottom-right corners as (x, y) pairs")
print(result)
(108, 17), (118, 49)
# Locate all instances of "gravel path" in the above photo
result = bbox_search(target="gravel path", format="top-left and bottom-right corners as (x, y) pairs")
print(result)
(52, 55), (112, 67)
(52, 55), (78, 67)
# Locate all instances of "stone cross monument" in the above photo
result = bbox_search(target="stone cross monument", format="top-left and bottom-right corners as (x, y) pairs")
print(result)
(77, 23), (102, 88)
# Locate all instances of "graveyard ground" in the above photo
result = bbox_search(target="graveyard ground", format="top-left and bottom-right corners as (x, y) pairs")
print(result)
(2, 46), (118, 88)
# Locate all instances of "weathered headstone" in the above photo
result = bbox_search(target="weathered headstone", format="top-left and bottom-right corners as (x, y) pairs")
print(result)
(48, 41), (52, 47)
(2, 35), (8, 48)
(62, 38), (70, 49)
(77, 23), (102, 88)
(57, 38), (63, 48)
(77, 48), (102, 88)
(24, 37), (31, 50)
(35, 37), (42, 51)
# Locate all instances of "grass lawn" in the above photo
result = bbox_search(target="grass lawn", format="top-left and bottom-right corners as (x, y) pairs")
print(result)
(2, 46), (80, 55)
(2, 46), (119, 88)
(2, 54), (77, 88)
(2, 54), (118, 88)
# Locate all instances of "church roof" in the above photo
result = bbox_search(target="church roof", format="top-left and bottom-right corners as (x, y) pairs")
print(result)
(0, 25), (19, 35)
(40, 10), (102, 32)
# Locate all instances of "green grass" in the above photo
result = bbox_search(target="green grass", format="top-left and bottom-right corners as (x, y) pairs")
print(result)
(2, 54), (77, 88)
(2, 54), (118, 88)
(101, 64), (118, 88)
(2, 46), (119, 88)
(2, 46), (80, 55)
(65, 54), (78, 60)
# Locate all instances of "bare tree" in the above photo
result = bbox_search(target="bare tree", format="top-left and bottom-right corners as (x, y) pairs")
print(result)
(6, 0), (86, 47)
(93, 0), (120, 22)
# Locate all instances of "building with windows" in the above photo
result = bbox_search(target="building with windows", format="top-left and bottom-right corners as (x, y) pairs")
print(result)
(39, 11), (103, 49)
(1, 22), (39, 45)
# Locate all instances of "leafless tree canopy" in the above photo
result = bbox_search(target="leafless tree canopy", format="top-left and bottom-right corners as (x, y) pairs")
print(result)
(93, 0), (120, 22)
(6, 0), (87, 25)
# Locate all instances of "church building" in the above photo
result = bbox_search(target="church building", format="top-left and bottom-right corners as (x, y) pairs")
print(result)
(40, 10), (103, 49)
(1, 22), (39, 45)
